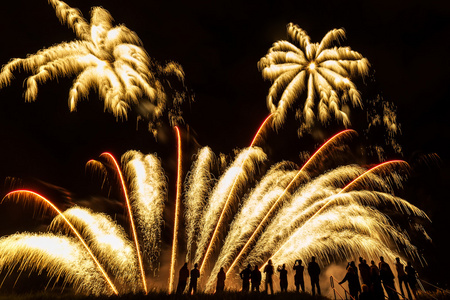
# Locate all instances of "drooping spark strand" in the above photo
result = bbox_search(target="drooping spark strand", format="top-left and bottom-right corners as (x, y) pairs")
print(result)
(0, 233), (110, 295)
(259, 160), (412, 270)
(249, 113), (273, 147)
(169, 126), (183, 293)
(197, 148), (267, 275)
(99, 153), (147, 294)
(1, 190), (118, 295)
(49, 206), (140, 294)
(225, 130), (357, 277)
(122, 151), (167, 273)
(184, 147), (215, 263)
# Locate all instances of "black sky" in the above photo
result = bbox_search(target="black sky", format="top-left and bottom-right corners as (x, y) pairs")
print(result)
(0, 0), (449, 289)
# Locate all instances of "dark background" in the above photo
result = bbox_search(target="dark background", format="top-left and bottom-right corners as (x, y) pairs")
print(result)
(0, 0), (449, 290)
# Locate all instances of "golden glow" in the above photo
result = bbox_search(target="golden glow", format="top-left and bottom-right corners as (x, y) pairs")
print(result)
(196, 148), (267, 274)
(308, 62), (316, 71)
(1, 190), (118, 295)
(99, 153), (148, 294)
(223, 129), (357, 279)
(169, 126), (183, 293)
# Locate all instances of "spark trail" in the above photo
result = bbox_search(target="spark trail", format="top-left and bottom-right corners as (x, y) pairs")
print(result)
(99, 153), (147, 294)
(222, 129), (357, 279)
(169, 126), (183, 293)
(1, 190), (118, 295)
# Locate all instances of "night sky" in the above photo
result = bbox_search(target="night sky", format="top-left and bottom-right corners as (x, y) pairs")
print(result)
(0, 0), (449, 290)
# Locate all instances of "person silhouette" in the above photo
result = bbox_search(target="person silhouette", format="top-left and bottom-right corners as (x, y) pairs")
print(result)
(308, 256), (321, 296)
(240, 264), (252, 292)
(251, 265), (262, 292)
(405, 261), (418, 297)
(370, 260), (384, 300)
(264, 260), (274, 294)
(379, 256), (399, 300)
(339, 261), (361, 300)
(176, 262), (189, 294)
(395, 257), (412, 300)
(216, 267), (226, 294)
(188, 263), (200, 294)
(359, 257), (371, 286)
(293, 259), (305, 292)
(277, 263), (288, 292)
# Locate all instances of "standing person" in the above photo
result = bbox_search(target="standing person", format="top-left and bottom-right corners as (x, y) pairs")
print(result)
(293, 259), (305, 292)
(359, 257), (371, 286)
(370, 260), (384, 300)
(176, 262), (189, 294)
(277, 264), (288, 292)
(216, 267), (226, 294)
(379, 257), (399, 300)
(188, 263), (200, 294)
(395, 257), (413, 300)
(339, 261), (361, 300)
(240, 264), (252, 292)
(405, 261), (418, 298)
(251, 265), (262, 292)
(308, 256), (321, 296)
(264, 260), (274, 294)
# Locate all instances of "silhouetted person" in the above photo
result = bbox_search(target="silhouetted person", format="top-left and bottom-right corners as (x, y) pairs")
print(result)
(379, 256), (399, 300)
(360, 284), (376, 300)
(340, 261), (361, 300)
(176, 263), (189, 294)
(216, 267), (226, 294)
(251, 265), (262, 292)
(240, 264), (252, 292)
(264, 260), (274, 294)
(188, 263), (200, 294)
(395, 257), (412, 300)
(293, 259), (305, 292)
(405, 261), (418, 297)
(277, 264), (288, 292)
(370, 260), (384, 300)
(359, 257), (371, 285)
(308, 256), (321, 296)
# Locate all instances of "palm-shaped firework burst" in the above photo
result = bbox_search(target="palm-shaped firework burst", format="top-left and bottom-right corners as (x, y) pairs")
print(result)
(258, 23), (370, 135)
(0, 0), (186, 131)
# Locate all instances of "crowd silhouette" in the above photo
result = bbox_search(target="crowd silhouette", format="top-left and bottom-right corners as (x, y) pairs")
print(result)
(175, 256), (419, 299)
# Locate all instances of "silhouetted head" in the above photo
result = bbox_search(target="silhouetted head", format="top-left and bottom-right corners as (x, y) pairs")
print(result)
(311, 256), (316, 262)
(395, 257), (400, 263)
(268, 260), (272, 265)
(282, 264), (286, 269)
(254, 265), (259, 270)
(362, 284), (369, 293)
(359, 257), (363, 262)
(350, 261), (356, 268)
(407, 261), (412, 267)
(220, 267), (224, 272)
(363, 259), (367, 264)
(380, 256), (384, 262)
(183, 262), (188, 268)
(371, 260), (375, 266)
(194, 263), (198, 268)
(247, 264), (251, 269)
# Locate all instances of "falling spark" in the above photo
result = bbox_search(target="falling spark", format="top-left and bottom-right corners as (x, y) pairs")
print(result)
(0, 233), (110, 295)
(122, 151), (167, 274)
(49, 206), (140, 294)
(196, 148), (267, 274)
(1, 190), (118, 295)
(99, 153), (148, 294)
(184, 147), (215, 263)
(223, 129), (357, 278)
(169, 126), (183, 293)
